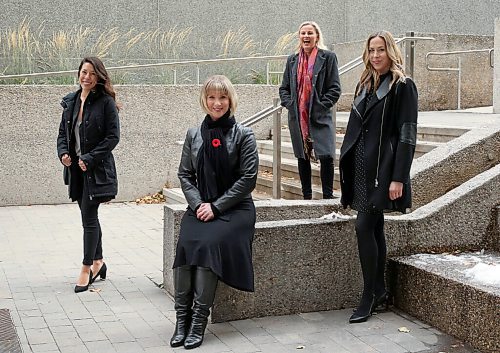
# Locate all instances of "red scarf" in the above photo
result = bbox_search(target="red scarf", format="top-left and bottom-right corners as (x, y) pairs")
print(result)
(297, 47), (318, 157)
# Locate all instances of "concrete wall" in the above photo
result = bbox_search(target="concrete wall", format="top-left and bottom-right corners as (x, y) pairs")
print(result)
(0, 85), (276, 206)
(494, 18), (500, 113)
(1, 0), (500, 57)
(334, 33), (495, 111)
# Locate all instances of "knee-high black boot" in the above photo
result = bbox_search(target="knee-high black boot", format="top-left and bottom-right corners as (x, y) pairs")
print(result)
(297, 158), (312, 200)
(170, 265), (194, 347)
(184, 267), (218, 350)
(349, 212), (379, 324)
(319, 157), (334, 199)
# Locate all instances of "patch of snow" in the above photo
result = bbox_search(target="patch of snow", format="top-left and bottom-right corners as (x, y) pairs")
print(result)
(319, 211), (352, 221)
(464, 263), (500, 288)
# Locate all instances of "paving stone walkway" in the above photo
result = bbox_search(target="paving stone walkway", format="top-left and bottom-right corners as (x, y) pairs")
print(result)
(0, 203), (481, 353)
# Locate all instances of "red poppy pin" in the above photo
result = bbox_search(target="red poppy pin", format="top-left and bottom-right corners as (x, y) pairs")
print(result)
(212, 138), (221, 148)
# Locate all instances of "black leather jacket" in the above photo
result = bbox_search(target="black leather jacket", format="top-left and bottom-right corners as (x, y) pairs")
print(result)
(178, 122), (258, 213)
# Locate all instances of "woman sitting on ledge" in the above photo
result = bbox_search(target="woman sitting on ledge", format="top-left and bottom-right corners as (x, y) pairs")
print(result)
(170, 75), (259, 349)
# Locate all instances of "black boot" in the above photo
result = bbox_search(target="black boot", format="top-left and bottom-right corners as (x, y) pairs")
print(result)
(297, 158), (312, 200)
(170, 266), (194, 347)
(349, 292), (375, 323)
(184, 267), (218, 350)
(319, 157), (334, 199)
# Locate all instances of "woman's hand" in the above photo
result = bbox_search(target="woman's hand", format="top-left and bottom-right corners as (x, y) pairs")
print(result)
(389, 181), (403, 200)
(196, 203), (214, 222)
(78, 158), (87, 172)
(61, 154), (72, 167)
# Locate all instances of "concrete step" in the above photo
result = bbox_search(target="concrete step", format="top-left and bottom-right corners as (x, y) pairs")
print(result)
(256, 171), (341, 200)
(258, 154), (341, 189)
(278, 124), (468, 144)
(257, 140), (341, 165)
(163, 187), (270, 205)
(388, 252), (500, 353)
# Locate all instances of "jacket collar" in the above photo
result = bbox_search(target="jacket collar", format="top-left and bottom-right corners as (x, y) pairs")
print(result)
(353, 73), (392, 116)
(290, 48), (327, 88)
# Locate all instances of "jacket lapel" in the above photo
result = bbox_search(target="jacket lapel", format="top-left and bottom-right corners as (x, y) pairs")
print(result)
(311, 50), (325, 86)
(363, 74), (392, 117)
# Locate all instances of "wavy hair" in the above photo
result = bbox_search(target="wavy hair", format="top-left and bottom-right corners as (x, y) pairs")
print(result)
(356, 31), (406, 96)
(199, 75), (238, 116)
(295, 21), (328, 53)
(78, 57), (120, 111)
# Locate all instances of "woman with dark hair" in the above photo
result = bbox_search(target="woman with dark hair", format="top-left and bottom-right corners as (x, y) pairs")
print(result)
(57, 57), (120, 293)
(279, 21), (341, 199)
(339, 31), (418, 323)
(170, 75), (258, 349)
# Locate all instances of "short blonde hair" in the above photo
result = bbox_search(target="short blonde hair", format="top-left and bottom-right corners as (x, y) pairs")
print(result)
(357, 30), (406, 95)
(295, 21), (328, 52)
(200, 75), (238, 116)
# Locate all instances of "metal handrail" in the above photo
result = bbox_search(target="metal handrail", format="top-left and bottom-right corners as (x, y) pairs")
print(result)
(425, 48), (494, 109)
(338, 36), (435, 76)
(0, 54), (289, 83)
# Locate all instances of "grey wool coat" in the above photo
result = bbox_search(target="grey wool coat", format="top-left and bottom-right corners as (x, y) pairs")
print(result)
(279, 49), (341, 159)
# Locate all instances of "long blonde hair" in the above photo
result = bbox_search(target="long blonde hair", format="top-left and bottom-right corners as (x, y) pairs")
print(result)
(295, 21), (328, 53)
(356, 31), (406, 96)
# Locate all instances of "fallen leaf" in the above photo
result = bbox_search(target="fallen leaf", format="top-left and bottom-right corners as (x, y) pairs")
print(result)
(89, 288), (101, 293)
(398, 326), (410, 333)
(296, 345), (305, 349)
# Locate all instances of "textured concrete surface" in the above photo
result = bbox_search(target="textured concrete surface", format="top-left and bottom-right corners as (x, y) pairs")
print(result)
(494, 18), (500, 113)
(389, 252), (500, 353)
(0, 203), (482, 353)
(0, 85), (276, 206)
(164, 163), (499, 322)
(334, 33), (494, 111)
(1, 0), (499, 50)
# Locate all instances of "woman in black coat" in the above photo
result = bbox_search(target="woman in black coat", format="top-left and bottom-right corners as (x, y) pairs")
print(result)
(170, 75), (258, 349)
(57, 57), (120, 293)
(339, 31), (418, 323)
(279, 21), (341, 199)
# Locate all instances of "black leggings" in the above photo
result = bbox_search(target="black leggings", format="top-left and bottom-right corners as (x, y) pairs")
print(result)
(297, 157), (334, 199)
(76, 176), (103, 266)
(355, 211), (386, 299)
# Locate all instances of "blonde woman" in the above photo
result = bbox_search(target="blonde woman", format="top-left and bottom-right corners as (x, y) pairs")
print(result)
(171, 75), (258, 349)
(279, 21), (341, 199)
(339, 31), (418, 323)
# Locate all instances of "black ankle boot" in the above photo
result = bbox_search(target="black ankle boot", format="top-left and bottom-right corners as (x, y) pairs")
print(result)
(349, 293), (375, 324)
(170, 266), (194, 348)
(372, 291), (392, 312)
(184, 267), (218, 350)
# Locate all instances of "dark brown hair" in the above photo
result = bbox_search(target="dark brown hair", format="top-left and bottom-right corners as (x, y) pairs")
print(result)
(78, 57), (120, 111)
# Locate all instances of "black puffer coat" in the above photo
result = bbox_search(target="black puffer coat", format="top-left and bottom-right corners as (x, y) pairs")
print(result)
(57, 89), (120, 201)
(339, 75), (418, 213)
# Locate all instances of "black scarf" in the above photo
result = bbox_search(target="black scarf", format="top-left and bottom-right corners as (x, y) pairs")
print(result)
(196, 111), (236, 202)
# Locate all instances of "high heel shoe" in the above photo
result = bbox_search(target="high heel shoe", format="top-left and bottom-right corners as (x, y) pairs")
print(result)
(349, 294), (375, 324)
(372, 291), (393, 312)
(75, 270), (93, 293)
(90, 263), (107, 284)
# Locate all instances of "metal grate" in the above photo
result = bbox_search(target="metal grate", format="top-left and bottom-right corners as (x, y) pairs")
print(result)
(0, 309), (22, 353)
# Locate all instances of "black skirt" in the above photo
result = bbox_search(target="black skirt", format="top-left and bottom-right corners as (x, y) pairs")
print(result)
(173, 198), (256, 292)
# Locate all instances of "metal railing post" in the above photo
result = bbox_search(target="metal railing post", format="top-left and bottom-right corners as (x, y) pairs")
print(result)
(457, 57), (461, 109)
(196, 65), (200, 85)
(332, 104), (337, 169)
(405, 31), (415, 78)
(272, 98), (282, 199)
(173, 69), (177, 84)
(266, 62), (270, 85)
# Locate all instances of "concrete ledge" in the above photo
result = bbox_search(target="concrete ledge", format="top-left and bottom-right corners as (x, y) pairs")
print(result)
(410, 123), (500, 209)
(388, 252), (500, 353)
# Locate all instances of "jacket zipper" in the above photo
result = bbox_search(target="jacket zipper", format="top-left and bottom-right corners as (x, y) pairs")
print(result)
(374, 97), (387, 188)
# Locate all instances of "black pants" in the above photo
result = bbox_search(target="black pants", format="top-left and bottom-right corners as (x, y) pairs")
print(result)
(75, 169), (103, 266)
(355, 211), (386, 298)
(297, 157), (334, 199)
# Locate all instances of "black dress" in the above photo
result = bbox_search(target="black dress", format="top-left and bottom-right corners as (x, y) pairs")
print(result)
(173, 198), (256, 292)
(351, 90), (381, 214)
